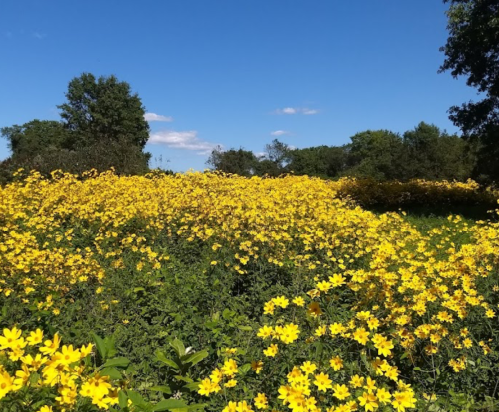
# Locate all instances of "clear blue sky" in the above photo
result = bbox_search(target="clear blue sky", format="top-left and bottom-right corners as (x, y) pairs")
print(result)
(0, 0), (477, 172)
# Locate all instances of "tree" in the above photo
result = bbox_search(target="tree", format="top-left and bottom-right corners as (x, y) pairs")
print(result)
(287, 146), (348, 178)
(58, 73), (150, 148)
(345, 130), (404, 180)
(402, 122), (475, 180)
(439, 0), (499, 136)
(1, 120), (70, 160)
(0, 73), (152, 180)
(206, 146), (258, 176)
(264, 139), (291, 169)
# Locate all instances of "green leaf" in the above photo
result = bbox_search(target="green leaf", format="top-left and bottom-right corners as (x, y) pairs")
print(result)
(92, 332), (107, 359)
(104, 335), (117, 358)
(239, 363), (252, 374)
(102, 357), (131, 369)
(182, 350), (208, 366)
(173, 375), (193, 383)
(148, 385), (172, 395)
(238, 325), (253, 331)
(187, 403), (206, 411)
(153, 399), (188, 411)
(156, 350), (180, 370)
(128, 390), (146, 406)
(29, 372), (40, 385)
(119, 390), (128, 408)
(183, 382), (200, 391)
(222, 309), (234, 319)
(100, 367), (123, 380)
(170, 339), (186, 357)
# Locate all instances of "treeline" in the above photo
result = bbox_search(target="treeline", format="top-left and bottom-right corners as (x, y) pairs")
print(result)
(0, 73), (152, 184)
(207, 122), (484, 182)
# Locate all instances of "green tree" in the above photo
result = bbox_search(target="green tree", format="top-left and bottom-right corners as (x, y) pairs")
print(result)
(264, 139), (291, 169)
(287, 145), (348, 178)
(402, 122), (475, 181)
(206, 146), (257, 176)
(1, 120), (70, 160)
(345, 130), (404, 180)
(58, 73), (150, 148)
(439, 0), (499, 136)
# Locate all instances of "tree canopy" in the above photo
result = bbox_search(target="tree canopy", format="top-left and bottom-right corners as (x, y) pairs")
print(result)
(58, 73), (150, 148)
(440, 0), (499, 136)
(1, 73), (151, 179)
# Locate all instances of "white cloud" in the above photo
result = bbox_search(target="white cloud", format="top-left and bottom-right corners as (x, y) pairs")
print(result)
(270, 130), (291, 136)
(302, 109), (319, 115)
(144, 112), (173, 122)
(148, 130), (219, 155)
(33, 32), (46, 39)
(274, 107), (319, 115)
(254, 151), (267, 158)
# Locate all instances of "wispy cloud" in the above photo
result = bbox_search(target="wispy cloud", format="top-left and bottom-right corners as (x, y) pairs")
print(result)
(33, 32), (46, 40)
(5, 31), (13, 38)
(270, 130), (290, 136)
(302, 109), (319, 115)
(148, 130), (219, 155)
(144, 112), (173, 122)
(274, 107), (319, 115)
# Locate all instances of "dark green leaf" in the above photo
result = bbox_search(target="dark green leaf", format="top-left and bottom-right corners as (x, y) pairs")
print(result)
(153, 399), (188, 411)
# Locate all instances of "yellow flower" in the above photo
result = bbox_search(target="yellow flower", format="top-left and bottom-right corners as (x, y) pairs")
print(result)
(358, 392), (378, 412)
(254, 393), (268, 409)
(300, 361), (317, 375)
(257, 325), (273, 339)
(332, 384), (350, 400)
(307, 302), (322, 317)
(221, 359), (238, 377)
(376, 387), (391, 403)
(353, 328), (370, 345)
(225, 379), (237, 388)
(26, 329), (44, 346)
(0, 327), (22, 350)
(292, 296), (305, 307)
(0, 370), (14, 400)
(263, 344), (278, 358)
(350, 374), (365, 388)
(40, 333), (61, 356)
(313, 372), (332, 392)
(329, 356), (343, 371)
(251, 360), (263, 374)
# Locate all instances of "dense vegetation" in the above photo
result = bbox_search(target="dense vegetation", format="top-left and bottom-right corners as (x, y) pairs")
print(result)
(0, 73), (151, 182)
(207, 123), (478, 182)
(1, 172), (499, 412)
(0, 2), (498, 411)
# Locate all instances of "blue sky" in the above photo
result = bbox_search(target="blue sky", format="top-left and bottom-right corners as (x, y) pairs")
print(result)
(0, 0), (477, 172)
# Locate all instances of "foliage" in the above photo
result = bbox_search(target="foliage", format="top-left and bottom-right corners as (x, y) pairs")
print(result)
(439, 0), (499, 137)
(401, 122), (476, 181)
(0, 73), (151, 182)
(1, 171), (499, 411)
(58, 73), (150, 149)
(0, 120), (71, 160)
(207, 123), (474, 183)
(288, 146), (348, 179)
(206, 147), (257, 177)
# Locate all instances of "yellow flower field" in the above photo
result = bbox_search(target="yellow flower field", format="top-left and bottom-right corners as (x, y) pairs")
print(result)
(0, 171), (498, 411)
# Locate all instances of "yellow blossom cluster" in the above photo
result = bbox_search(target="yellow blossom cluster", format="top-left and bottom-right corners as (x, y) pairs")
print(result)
(0, 326), (121, 410)
(334, 177), (499, 208)
(2, 170), (499, 410)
